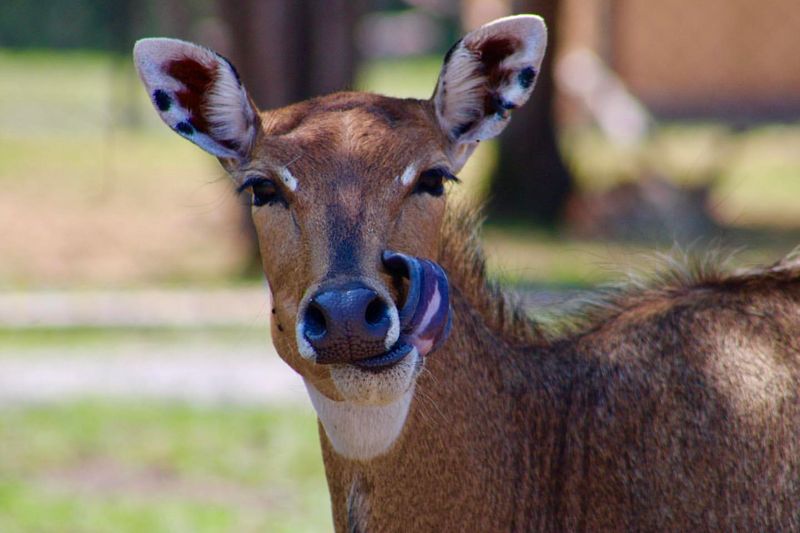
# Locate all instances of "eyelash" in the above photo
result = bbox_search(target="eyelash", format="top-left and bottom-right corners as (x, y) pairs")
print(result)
(236, 176), (287, 207)
(414, 167), (460, 197)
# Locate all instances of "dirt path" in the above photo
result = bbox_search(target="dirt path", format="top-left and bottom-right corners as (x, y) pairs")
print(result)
(0, 288), (311, 405)
(0, 287), (270, 328)
(0, 344), (308, 406)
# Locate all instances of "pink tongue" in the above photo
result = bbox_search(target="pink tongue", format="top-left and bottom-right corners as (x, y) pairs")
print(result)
(382, 251), (452, 357)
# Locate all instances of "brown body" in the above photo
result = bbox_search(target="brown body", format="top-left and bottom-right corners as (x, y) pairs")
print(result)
(328, 213), (800, 531)
(133, 16), (800, 532)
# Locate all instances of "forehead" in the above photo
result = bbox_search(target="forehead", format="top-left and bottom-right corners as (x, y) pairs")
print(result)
(255, 93), (445, 180)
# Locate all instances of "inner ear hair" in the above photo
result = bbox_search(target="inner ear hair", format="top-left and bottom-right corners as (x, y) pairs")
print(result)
(133, 38), (259, 161)
(432, 15), (547, 146)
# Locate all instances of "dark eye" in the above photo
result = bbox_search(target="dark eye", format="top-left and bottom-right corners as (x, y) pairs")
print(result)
(237, 176), (285, 207)
(414, 168), (459, 197)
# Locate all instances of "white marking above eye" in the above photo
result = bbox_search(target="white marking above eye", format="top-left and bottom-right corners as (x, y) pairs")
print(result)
(397, 163), (418, 186)
(277, 166), (298, 191)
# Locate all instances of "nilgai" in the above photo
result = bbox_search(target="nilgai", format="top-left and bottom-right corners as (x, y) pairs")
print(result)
(134, 15), (800, 531)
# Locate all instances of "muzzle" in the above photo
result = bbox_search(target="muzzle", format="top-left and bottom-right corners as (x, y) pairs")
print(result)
(351, 251), (452, 369)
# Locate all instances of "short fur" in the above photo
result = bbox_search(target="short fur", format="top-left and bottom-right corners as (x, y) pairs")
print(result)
(323, 208), (800, 531)
(134, 17), (800, 531)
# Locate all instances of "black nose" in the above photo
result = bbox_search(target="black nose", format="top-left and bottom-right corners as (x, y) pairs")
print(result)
(302, 282), (393, 364)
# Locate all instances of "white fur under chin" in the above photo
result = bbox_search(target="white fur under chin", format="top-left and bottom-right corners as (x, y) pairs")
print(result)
(305, 381), (415, 461)
(303, 350), (419, 460)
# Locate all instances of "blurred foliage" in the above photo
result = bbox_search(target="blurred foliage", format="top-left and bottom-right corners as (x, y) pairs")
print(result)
(562, 124), (800, 228)
(0, 0), (457, 54)
(3, 0), (136, 50)
(356, 56), (442, 98)
(0, 0), (219, 52)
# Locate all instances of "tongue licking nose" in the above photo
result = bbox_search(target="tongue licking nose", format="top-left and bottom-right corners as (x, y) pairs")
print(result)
(382, 251), (452, 357)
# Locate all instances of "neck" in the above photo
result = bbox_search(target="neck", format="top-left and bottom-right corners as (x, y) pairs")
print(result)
(317, 208), (555, 530)
(310, 208), (800, 532)
(320, 292), (551, 531)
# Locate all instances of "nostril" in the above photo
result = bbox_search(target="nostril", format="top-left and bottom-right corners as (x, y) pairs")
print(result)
(304, 302), (327, 339)
(365, 297), (388, 326)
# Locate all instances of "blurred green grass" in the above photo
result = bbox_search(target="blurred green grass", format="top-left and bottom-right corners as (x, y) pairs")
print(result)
(0, 401), (329, 533)
(0, 325), (267, 351)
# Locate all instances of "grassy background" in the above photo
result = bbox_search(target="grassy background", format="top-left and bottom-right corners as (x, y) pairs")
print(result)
(2, 49), (800, 531)
(0, 402), (328, 532)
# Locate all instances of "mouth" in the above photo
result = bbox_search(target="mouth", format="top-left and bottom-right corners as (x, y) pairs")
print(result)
(352, 341), (415, 370)
(351, 251), (452, 371)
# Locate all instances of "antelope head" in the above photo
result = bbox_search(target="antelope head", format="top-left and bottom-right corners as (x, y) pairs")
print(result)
(134, 15), (546, 459)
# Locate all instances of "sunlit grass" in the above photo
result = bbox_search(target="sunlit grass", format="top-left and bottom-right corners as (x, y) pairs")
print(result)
(0, 325), (268, 352)
(0, 50), (161, 139)
(0, 401), (330, 532)
(0, 129), (245, 289)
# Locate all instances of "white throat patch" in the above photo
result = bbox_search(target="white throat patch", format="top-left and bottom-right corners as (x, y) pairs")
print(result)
(304, 380), (415, 460)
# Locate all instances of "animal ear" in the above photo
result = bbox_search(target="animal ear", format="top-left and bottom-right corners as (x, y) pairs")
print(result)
(133, 38), (259, 161)
(432, 15), (547, 153)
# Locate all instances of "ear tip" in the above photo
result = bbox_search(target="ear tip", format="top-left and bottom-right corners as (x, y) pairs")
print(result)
(133, 37), (167, 53)
(132, 39), (151, 72)
(521, 14), (547, 32)
(483, 14), (548, 39)
(132, 37), (166, 65)
(132, 37), (197, 62)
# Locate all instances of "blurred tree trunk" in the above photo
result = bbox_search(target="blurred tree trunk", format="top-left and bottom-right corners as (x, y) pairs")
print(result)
(216, 0), (364, 270)
(217, 0), (362, 106)
(488, 0), (573, 225)
(154, 0), (193, 40)
(107, 0), (141, 128)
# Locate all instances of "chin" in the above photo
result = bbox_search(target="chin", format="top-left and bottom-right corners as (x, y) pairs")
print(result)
(303, 348), (423, 460)
(328, 347), (422, 405)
